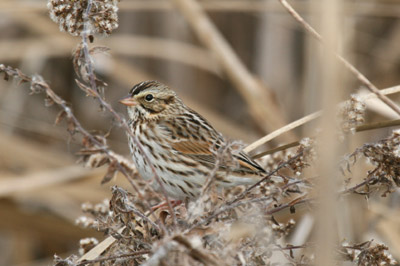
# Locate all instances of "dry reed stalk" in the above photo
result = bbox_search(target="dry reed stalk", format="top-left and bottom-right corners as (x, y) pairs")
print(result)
(0, 166), (101, 197)
(8, 11), (251, 142)
(171, 0), (296, 140)
(4, 0), (400, 18)
(252, 118), (400, 158)
(278, 0), (400, 116)
(245, 85), (400, 154)
(0, 35), (219, 75)
(3, 0), (400, 264)
(313, 0), (343, 264)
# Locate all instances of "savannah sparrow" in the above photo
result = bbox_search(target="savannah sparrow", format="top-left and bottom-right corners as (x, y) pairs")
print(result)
(120, 81), (266, 200)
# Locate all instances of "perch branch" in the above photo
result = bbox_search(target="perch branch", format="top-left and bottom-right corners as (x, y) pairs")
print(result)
(0, 64), (163, 234)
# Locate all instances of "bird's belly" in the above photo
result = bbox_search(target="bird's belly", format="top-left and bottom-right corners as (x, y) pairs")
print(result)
(130, 139), (204, 200)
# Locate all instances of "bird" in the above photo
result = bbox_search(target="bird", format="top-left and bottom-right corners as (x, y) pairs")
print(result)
(120, 81), (266, 201)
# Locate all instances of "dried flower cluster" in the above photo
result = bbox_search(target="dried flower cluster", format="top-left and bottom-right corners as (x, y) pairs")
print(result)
(342, 241), (396, 266)
(69, 184), (303, 265)
(47, 0), (120, 36)
(288, 137), (316, 176)
(339, 94), (366, 134)
(2, 2), (400, 263)
(2, 50), (399, 264)
(73, 45), (109, 93)
(353, 129), (400, 196)
(258, 149), (290, 172)
(79, 238), (99, 256)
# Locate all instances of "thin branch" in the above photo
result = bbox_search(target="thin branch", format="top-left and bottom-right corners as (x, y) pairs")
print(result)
(252, 118), (400, 159)
(355, 119), (400, 132)
(252, 141), (300, 159)
(244, 112), (320, 154)
(186, 196), (274, 232)
(0, 64), (163, 234)
(79, 7), (177, 225)
(273, 243), (311, 251)
(77, 250), (151, 266)
(186, 151), (307, 232)
(246, 85), (400, 155)
(229, 150), (306, 205)
(278, 0), (400, 116)
(173, 235), (220, 265)
(339, 175), (376, 195)
(266, 198), (312, 215)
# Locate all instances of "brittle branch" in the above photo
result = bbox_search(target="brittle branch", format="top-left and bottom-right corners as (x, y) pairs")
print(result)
(0, 64), (163, 234)
(278, 0), (400, 116)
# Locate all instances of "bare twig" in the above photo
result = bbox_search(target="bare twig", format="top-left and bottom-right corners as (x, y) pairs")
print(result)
(186, 196), (274, 232)
(355, 119), (400, 132)
(186, 150), (307, 232)
(244, 112), (320, 154)
(0, 64), (163, 234)
(245, 85), (400, 154)
(78, 4), (177, 225)
(77, 250), (151, 265)
(230, 150), (306, 205)
(278, 0), (400, 116)
(173, 235), (220, 265)
(252, 118), (400, 159)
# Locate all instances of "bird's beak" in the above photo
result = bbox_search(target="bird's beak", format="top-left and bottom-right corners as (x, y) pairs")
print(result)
(119, 96), (137, 106)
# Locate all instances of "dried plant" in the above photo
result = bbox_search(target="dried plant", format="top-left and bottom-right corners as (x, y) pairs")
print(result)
(1, 0), (400, 265)
(341, 241), (397, 266)
(48, 0), (120, 36)
(2, 54), (399, 266)
(338, 95), (366, 135)
(342, 129), (400, 196)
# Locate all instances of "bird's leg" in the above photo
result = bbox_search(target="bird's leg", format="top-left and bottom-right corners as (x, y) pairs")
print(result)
(151, 200), (183, 211)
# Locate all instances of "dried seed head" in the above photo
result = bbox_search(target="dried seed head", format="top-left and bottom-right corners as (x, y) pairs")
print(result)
(75, 216), (97, 228)
(288, 137), (317, 175)
(342, 241), (397, 265)
(53, 254), (78, 266)
(48, 0), (120, 36)
(79, 237), (99, 255)
(339, 94), (366, 134)
(364, 130), (400, 189)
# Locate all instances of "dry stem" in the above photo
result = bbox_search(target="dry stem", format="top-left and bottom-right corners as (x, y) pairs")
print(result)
(0, 65), (164, 234)
(245, 85), (400, 154)
(171, 0), (296, 140)
(78, 2), (177, 225)
(278, 0), (400, 116)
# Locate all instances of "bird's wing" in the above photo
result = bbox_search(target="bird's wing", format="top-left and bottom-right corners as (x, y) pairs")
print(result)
(159, 120), (265, 174)
(235, 151), (266, 174)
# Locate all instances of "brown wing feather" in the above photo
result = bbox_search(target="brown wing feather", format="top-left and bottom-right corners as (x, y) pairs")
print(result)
(160, 118), (265, 175)
(235, 152), (266, 174)
(172, 140), (265, 174)
(171, 140), (212, 155)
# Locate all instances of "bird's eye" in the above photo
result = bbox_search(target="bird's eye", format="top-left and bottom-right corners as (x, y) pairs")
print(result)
(145, 94), (154, 102)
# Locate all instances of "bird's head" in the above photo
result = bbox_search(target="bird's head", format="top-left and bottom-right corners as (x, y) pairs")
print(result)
(120, 81), (181, 121)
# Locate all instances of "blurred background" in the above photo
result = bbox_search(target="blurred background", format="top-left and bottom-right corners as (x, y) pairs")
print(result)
(1, 0), (400, 265)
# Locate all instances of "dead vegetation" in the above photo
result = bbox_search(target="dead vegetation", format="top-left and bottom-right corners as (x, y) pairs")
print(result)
(1, 0), (400, 265)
